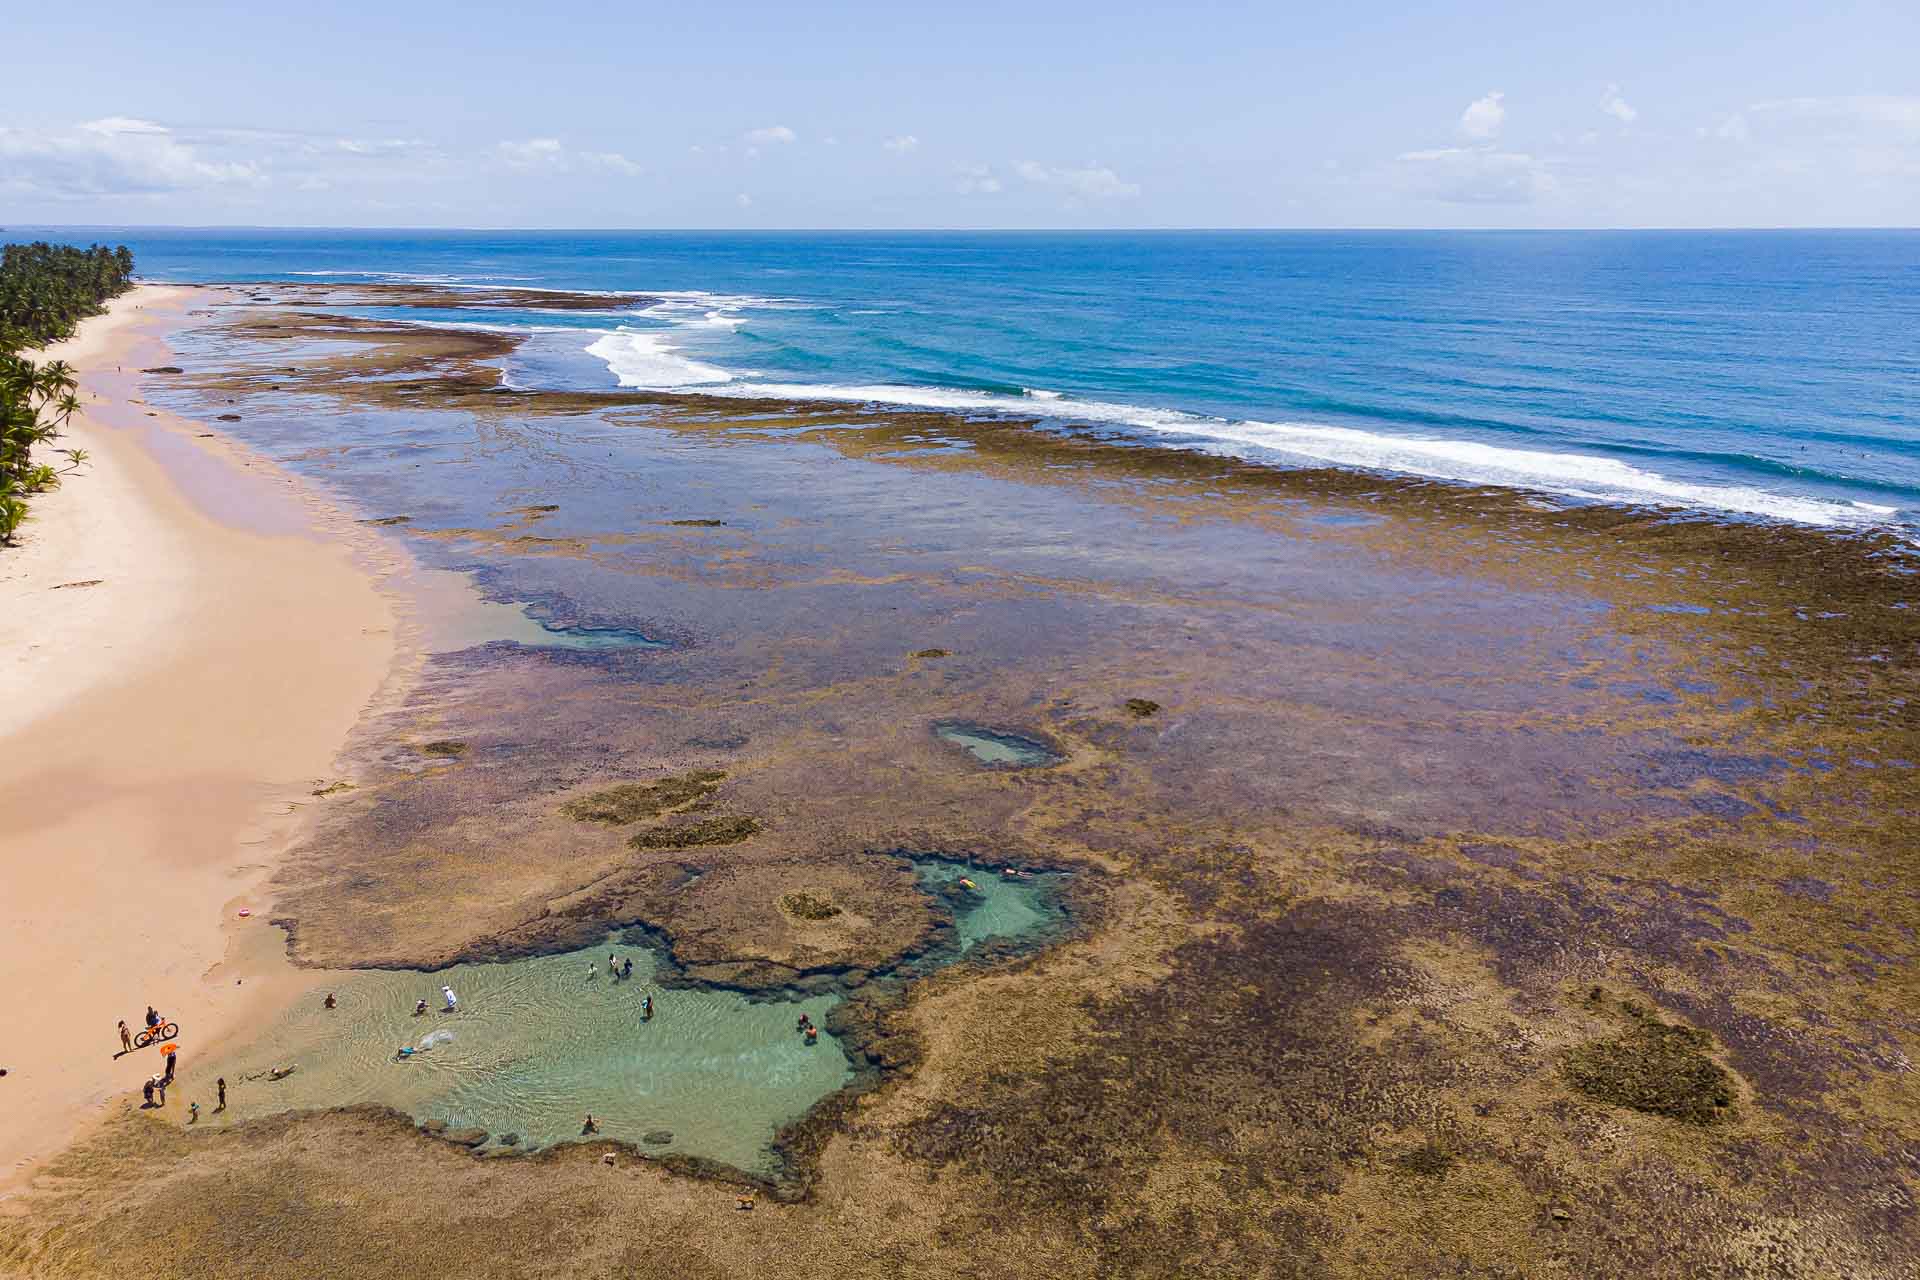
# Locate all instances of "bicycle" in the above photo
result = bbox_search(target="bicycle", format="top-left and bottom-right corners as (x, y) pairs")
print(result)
(133, 1021), (179, 1050)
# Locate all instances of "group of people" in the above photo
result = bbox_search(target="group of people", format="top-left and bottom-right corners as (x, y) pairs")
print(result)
(592, 953), (638, 981)
(796, 1011), (819, 1045)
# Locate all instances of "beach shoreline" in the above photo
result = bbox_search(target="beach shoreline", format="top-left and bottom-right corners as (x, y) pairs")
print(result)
(0, 285), (408, 1196)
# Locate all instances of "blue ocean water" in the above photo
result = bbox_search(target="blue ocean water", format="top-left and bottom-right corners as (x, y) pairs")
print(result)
(25, 227), (1920, 532)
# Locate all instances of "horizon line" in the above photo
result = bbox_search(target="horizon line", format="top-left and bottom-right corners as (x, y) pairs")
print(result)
(7, 223), (1920, 235)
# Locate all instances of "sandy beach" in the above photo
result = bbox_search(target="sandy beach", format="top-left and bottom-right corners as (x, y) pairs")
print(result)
(0, 286), (400, 1193)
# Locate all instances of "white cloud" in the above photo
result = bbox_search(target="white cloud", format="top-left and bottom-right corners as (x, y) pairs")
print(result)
(1459, 91), (1506, 140)
(497, 137), (565, 167)
(80, 116), (169, 136)
(1601, 85), (1638, 125)
(882, 134), (919, 154)
(1397, 145), (1551, 204)
(1748, 94), (1920, 142)
(494, 138), (641, 176)
(0, 117), (259, 197)
(736, 192), (753, 207)
(581, 151), (644, 176)
(743, 125), (796, 145)
(954, 163), (1002, 194)
(1014, 160), (1140, 200)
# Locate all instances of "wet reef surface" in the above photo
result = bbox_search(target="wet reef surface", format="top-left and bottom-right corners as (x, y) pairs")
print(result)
(8, 282), (1917, 1279)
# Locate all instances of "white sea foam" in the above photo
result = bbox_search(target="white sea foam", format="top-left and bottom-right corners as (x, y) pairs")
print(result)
(585, 330), (732, 388)
(664, 379), (1896, 530)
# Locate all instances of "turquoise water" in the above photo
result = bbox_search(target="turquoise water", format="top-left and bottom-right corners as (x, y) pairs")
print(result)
(203, 944), (847, 1172)
(914, 860), (1065, 952)
(25, 226), (1920, 533)
(932, 721), (1063, 768)
(203, 864), (1066, 1173)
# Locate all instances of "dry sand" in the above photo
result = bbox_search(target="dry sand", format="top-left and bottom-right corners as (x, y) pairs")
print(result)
(0, 286), (401, 1194)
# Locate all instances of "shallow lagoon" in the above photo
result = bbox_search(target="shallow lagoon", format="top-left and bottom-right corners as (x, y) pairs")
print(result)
(205, 859), (1065, 1173)
(205, 944), (844, 1172)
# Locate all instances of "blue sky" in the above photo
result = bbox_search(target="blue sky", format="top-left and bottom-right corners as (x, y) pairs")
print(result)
(3, 0), (1917, 228)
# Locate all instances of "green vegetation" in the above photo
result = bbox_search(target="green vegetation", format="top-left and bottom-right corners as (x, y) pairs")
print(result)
(781, 892), (842, 921)
(1564, 1009), (1735, 1124)
(1, 242), (136, 544)
(562, 770), (727, 824)
(628, 815), (761, 850)
(419, 740), (469, 758)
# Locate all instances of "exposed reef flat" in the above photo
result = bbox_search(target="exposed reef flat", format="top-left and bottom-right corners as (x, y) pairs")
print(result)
(7, 282), (1915, 1280)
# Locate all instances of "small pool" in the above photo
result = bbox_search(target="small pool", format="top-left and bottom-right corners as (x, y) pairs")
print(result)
(197, 857), (1070, 1174)
(201, 944), (845, 1173)
(932, 720), (1063, 768)
(913, 857), (1066, 952)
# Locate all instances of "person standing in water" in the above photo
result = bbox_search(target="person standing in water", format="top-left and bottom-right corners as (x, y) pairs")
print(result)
(442, 985), (458, 1012)
(642, 994), (653, 1021)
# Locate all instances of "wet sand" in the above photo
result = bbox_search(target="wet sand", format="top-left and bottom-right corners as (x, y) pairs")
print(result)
(3, 284), (1915, 1278)
(0, 287), (401, 1193)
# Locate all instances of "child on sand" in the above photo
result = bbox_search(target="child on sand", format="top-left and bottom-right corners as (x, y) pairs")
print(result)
(118, 1021), (132, 1054)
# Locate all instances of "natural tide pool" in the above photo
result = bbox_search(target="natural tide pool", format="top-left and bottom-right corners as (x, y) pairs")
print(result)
(931, 721), (1063, 768)
(199, 858), (1068, 1174)
(914, 860), (1066, 953)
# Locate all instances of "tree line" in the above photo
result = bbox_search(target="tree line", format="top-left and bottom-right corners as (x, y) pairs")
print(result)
(1, 242), (137, 544)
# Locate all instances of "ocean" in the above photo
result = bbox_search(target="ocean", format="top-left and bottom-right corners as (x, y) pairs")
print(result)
(22, 226), (1920, 534)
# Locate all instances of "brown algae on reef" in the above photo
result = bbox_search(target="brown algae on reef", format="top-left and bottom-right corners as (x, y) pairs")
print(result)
(781, 892), (843, 921)
(1563, 996), (1736, 1124)
(560, 770), (727, 824)
(627, 815), (762, 850)
(418, 740), (468, 758)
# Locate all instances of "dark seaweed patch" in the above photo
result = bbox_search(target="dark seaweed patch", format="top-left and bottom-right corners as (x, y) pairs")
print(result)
(560, 770), (727, 824)
(627, 815), (762, 850)
(781, 893), (842, 921)
(1563, 1009), (1734, 1124)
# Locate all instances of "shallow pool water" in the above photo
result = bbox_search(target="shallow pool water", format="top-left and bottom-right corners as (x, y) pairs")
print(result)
(202, 944), (846, 1172)
(200, 861), (1068, 1173)
(932, 720), (1062, 768)
(914, 859), (1066, 952)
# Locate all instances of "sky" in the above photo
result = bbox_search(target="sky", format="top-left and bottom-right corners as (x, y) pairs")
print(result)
(2, 0), (1918, 229)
